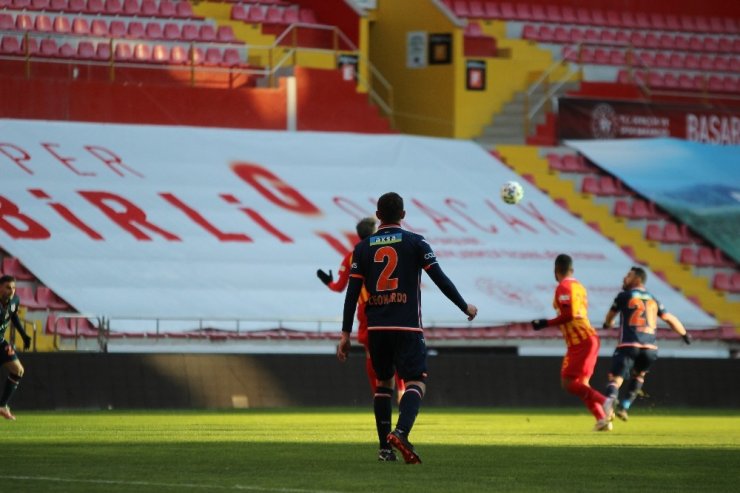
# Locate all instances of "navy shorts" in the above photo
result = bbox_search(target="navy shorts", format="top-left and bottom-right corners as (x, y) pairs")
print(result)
(368, 330), (427, 382)
(610, 346), (658, 379)
(0, 340), (19, 365)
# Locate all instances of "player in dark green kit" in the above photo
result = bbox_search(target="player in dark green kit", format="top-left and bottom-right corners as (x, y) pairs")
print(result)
(337, 192), (478, 464)
(0, 275), (33, 421)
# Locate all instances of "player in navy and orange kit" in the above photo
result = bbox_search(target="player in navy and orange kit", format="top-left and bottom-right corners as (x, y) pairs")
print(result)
(317, 218), (405, 400)
(337, 192), (478, 464)
(0, 275), (33, 421)
(601, 266), (691, 422)
(531, 254), (611, 431)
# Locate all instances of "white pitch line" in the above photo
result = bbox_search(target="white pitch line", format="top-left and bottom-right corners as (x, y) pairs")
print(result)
(6, 475), (345, 493)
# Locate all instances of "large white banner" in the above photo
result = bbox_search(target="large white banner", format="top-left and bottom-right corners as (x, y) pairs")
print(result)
(0, 119), (717, 331)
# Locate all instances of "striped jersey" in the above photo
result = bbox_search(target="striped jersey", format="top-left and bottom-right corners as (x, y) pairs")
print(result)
(612, 288), (666, 349)
(552, 277), (596, 347)
(349, 224), (437, 332)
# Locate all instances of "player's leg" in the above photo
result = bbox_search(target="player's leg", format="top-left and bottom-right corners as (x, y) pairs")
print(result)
(364, 347), (377, 394)
(394, 373), (406, 404)
(561, 337), (608, 427)
(618, 349), (657, 419)
(387, 331), (425, 464)
(0, 344), (24, 420)
(603, 347), (633, 419)
(368, 332), (396, 461)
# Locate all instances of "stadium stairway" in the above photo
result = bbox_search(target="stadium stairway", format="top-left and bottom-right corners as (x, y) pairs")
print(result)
(496, 144), (740, 329)
(471, 19), (579, 146)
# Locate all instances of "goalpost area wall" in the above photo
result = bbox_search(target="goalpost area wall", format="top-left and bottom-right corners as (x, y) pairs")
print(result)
(12, 352), (740, 410)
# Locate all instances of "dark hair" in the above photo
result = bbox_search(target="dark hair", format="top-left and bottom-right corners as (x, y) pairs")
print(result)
(0, 275), (16, 285)
(356, 217), (376, 240)
(377, 192), (404, 224)
(554, 254), (573, 276)
(631, 266), (647, 284)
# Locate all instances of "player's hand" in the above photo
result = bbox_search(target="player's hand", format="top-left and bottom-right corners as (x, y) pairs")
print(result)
(681, 333), (692, 345)
(336, 332), (351, 362)
(317, 269), (333, 286)
(531, 319), (548, 331)
(21, 334), (31, 351)
(602, 322), (612, 329)
(465, 304), (478, 321)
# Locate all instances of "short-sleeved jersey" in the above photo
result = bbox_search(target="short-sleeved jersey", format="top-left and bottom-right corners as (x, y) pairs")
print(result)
(349, 224), (438, 332)
(612, 288), (666, 349)
(553, 277), (596, 347)
(0, 295), (20, 341)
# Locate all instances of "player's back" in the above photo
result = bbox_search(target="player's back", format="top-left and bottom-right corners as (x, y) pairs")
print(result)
(352, 225), (435, 331)
(554, 278), (596, 346)
(616, 288), (664, 349)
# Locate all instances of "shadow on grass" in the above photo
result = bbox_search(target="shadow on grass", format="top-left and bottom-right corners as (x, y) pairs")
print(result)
(7, 441), (740, 493)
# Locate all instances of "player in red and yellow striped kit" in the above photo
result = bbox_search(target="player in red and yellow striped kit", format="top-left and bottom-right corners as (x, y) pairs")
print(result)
(531, 254), (611, 431)
(317, 218), (405, 400)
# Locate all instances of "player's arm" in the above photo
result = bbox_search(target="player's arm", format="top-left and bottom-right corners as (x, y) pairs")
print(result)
(326, 254), (351, 292)
(602, 307), (619, 329)
(424, 263), (477, 320)
(337, 275), (363, 362)
(661, 312), (691, 344)
(11, 311), (32, 350)
(532, 286), (573, 330)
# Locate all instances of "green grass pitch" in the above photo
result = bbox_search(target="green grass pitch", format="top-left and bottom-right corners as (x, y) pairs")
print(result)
(4, 408), (739, 492)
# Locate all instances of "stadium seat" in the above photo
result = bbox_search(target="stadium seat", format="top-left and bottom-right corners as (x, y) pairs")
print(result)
(199, 24), (216, 42)
(162, 22), (180, 40)
(188, 46), (204, 64)
(712, 272), (735, 292)
(452, 1), (469, 17)
(123, 0), (138, 15)
(499, 2), (516, 20)
(87, 0), (104, 14)
(127, 21), (145, 39)
(54, 15), (72, 34)
(133, 43), (152, 62)
(104, 0), (122, 14)
(247, 5), (266, 22)
(2, 257), (35, 280)
(181, 23), (199, 41)
(169, 44), (187, 64)
(114, 42), (133, 61)
(36, 286), (72, 310)
(95, 41), (111, 60)
(221, 47), (241, 67)
(90, 18), (107, 36)
(204, 47), (222, 65)
(544, 5), (561, 23)
(231, 4), (247, 21)
(581, 176), (600, 195)
(20, 36), (39, 55)
(175, 1), (193, 18)
(0, 14), (11, 31)
(14, 286), (48, 310)
(597, 176), (626, 196)
(159, 0), (176, 18)
(679, 247), (698, 266)
(468, 1), (485, 19)
(35, 14), (53, 32)
(613, 199), (632, 218)
(32, 0), (50, 8)
(109, 20), (126, 38)
(59, 41), (75, 57)
(76, 40), (95, 59)
(145, 22), (163, 39)
(645, 223), (664, 242)
(216, 25), (235, 42)
(16, 14), (34, 31)
(140, 0), (157, 16)
(67, 0), (85, 12)
(69, 17), (89, 35)
(151, 43), (168, 63)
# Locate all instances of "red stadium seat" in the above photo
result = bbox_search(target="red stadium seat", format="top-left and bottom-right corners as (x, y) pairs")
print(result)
(140, 0), (157, 16)
(162, 22), (179, 40)
(36, 286), (72, 310)
(181, 23), (198, 41)
(133, 43), (152, 62)
(108, 20), (126, 37)
(712, 272), (733, 292)
(86, 0), (104, 14)
(76, 40), (95, 59)
(35, 14), (53, 32)
(90, 18), (107, 36)
(127, 21), (145, 39)
(204, 47), (222, 65)
(544, 5), (561, 23)
(199, 24), (216, 42)
(20, 36), (39, 55)
(159, 0), (176, 18)
(231, 4), (246, 21)
(144, 22), (163, 39)
(613, 199), (631, 218)
(499, 2), (516, 20)
(32, 0), (50, 8)
(70, 17), (91, 35)
(216, 25), (235, 42)
(54, 15), (72, 34)
(468, 1), (485, 19)
(151, 43), (168, 63)
(645, 224), (664, 242)
(123, 0), (138, 15)
(221, 47), (241, 67)
(104, 0), (122, 14)
(14, 286), (47, 310)
(297, 8), (315, 24)
(247, 5), (266, 22)
(169, 44), (187, 64)
(114, 42), (133, 61)
(175, 1), (192, 18)
(452, 1), (470, 18)
(95, 41), (111, 60)
(67, 0), (85, 12)
(2, 257), (35, 280)
(679, 247), (698, 266)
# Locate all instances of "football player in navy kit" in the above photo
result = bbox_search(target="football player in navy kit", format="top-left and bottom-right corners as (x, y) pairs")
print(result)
(337, 193), (477, 464)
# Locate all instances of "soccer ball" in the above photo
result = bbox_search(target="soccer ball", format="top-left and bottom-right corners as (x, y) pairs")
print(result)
(500, 181), (524, 205)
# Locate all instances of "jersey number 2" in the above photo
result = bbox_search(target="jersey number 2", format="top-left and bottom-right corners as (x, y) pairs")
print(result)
(374, 246), (399, 291)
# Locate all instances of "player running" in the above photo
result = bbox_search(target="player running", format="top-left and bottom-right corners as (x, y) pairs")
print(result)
(0, 275), (33, 421)
(531, 254), (611, 431)
(601, 266), (692, 422)
(336, 192), (477, 464)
